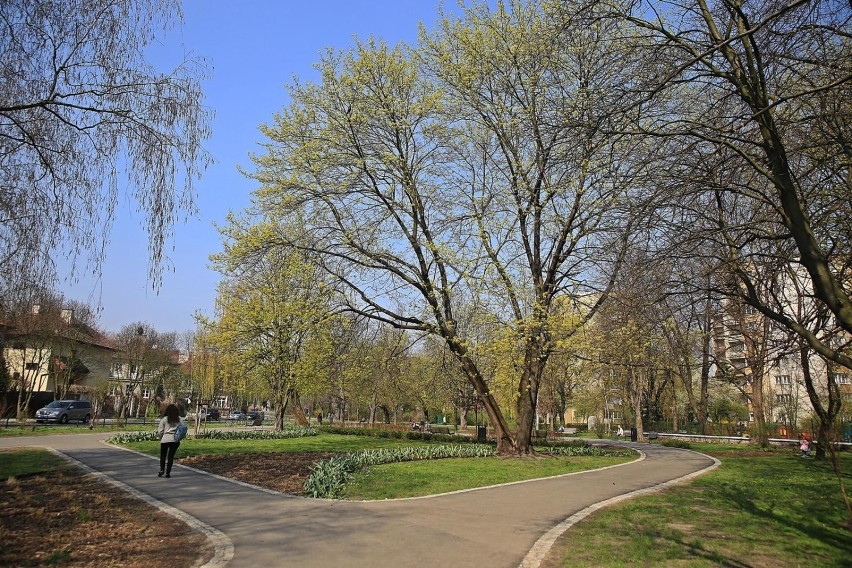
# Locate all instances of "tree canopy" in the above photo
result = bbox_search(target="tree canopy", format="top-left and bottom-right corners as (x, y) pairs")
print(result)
(245, 0), (651, 453)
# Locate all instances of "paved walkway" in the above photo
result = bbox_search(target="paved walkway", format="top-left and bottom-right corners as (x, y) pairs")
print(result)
(1, 433), (718, 568)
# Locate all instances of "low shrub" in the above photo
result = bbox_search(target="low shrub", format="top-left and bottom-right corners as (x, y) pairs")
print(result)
(537, 444), (635, 457)
(321, 425), (490, 445)
(660, 439), (692, 450)
(107, 425), (318, 444)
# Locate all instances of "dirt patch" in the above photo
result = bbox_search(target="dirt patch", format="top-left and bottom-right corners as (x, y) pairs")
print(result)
(179, 451), (333, 494)
(0, 452), (332, 566)
(703, 450), (790, 458)
(0, 469), (212, 567)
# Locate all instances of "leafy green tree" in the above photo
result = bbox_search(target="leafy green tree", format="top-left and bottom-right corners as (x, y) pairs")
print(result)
(248, 1), (647, 453)
(208, 219), (336, 430)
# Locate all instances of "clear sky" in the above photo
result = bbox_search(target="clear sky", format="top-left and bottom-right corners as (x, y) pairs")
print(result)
(60, 0), (462, 334)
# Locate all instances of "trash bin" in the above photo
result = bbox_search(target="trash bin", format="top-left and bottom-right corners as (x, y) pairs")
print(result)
(477, 425), (487, 442)
(630, 427), (638, 442)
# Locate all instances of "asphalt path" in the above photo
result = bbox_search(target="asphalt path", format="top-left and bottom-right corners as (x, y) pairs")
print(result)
(1, 432), (718, 568)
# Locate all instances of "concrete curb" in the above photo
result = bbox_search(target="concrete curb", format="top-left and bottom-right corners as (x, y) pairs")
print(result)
(517, 449), (721, 568)
(50, 448), (234, 568)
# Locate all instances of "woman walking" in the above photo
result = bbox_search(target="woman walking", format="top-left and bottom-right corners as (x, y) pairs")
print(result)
(157, 403), (183, 477)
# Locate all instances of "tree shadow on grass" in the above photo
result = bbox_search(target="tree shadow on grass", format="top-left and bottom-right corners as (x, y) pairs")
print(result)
(712, 457), (852, 556)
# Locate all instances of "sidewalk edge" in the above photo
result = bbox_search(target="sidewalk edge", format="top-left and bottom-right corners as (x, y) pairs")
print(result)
(517, 449), (721, 568)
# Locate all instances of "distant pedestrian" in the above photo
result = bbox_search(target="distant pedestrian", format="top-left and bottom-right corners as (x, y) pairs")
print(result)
(799, 434), (811, 458)
(157, 404), (183, 477)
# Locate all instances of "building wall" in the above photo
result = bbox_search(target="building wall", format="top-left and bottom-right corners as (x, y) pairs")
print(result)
(4, 346), (52, 392)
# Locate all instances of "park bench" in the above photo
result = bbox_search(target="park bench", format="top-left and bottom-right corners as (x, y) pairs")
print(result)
(647, 432), (659, 440)
(431, 425), (455, 435)
(532, 429), (549, 441)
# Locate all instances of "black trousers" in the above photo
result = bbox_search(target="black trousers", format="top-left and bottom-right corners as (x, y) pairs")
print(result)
(159, 442), (180, 474)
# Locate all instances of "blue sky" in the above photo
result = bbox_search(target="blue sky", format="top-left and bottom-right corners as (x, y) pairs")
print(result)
(60, 0), (462, 334)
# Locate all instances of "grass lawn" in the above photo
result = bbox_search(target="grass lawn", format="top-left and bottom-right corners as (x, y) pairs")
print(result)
(544, 444), (852, 567)
(124, 432), (452, 458)
(344, 454), (636, 499)
(0, 423), (158, 437)
(0, 448), (69, 479)
(119, 431), (639, 497)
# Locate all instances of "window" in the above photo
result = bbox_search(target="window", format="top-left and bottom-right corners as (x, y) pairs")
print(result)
(125, 384), (133, 396)
(775, 375), (792, 385)
(25, 362), (39, 370)
(141, 388), (150, 399)
(605, 411), (621, 420)
(775, 394), (791, 404)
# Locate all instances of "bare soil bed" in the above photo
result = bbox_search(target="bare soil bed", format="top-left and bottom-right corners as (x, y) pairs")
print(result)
(0, 452), (329, 567)
(180, 451), (334, 494)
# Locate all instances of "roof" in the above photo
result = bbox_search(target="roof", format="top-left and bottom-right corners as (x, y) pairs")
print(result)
(3, 318), (117, 352)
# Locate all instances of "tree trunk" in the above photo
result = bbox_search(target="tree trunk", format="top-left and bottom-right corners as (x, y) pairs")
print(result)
(287, 388), (310, 428)
(698, 326), (711, 435)
(515, 347), (544, 455)
(368, 392), (378, 425)
(743, 317), (770, 447)
(450, 344), (514, 454)
(800, 346), (842, 461)
(272, 386), (287, 430)
(629, 366), (644, 441)
(750, 374), (769, 447)
(671, 375), (678, 432)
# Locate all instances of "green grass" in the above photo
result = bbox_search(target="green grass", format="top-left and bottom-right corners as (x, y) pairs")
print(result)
(0, 448), (68, 479)
(343, 454), (636, 499)
(0, 423), (158, 437)
(124, 432), (442, 458)
(552, 446), (852, 567)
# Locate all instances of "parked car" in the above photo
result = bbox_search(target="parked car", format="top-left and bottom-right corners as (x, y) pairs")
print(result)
(187, 407), (209, 422)
(247, 410), (265, 422)
(35, 400), (91, 424)
(228, 410), (246, 421)
(207, 408), (221, 421)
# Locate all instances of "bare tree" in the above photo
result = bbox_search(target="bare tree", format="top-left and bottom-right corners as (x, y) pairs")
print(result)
(2, 291), (105, 417)
(110, 323), (178, 419)
(0, 0), (212, 298)
(615, 0), (852, 370)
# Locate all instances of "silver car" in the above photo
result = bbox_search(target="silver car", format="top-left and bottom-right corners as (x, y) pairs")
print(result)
(35, 400), (92, 424)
